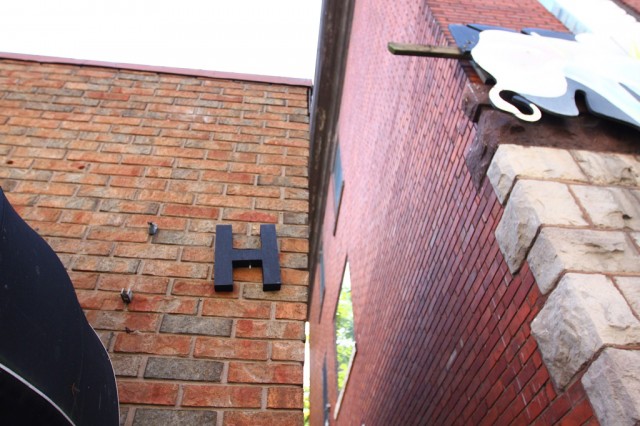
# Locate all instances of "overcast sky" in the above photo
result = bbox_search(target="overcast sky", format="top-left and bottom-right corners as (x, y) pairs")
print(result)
(0, 0), (323, 80)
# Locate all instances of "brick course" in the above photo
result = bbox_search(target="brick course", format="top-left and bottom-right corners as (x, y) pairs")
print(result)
(0, 59), (309, 424)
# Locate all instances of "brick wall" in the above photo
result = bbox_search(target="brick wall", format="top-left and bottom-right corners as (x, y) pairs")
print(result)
(619, 0), (640, 15)
(308, 0), (610, 424)
(0, 59), (310, 425)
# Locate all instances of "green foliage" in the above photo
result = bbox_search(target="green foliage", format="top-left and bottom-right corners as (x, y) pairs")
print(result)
(335, 272), (354, 392)
(304, 385), (310, 425)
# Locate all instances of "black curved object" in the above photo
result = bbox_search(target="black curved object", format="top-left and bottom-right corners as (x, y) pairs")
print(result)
(0, 188), (119, 425)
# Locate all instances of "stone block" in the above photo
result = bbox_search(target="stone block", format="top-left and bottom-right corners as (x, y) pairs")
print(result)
(144, 357), (223, 381)
(531, 274), (640, 389)
(495, 180), (586, 273)
(528, 228), (640, 294)
(160, 315), (232, 336)
(615, 276), (640, 318)
(487, 144), (586, 204)
(572, 150), (640, 186)
(133, 409), (216, 425)
(572, 185), (640, 230)
(582, 348), (640, 425)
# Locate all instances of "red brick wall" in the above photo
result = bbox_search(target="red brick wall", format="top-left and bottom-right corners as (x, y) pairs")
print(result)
(0, 60), (310, 425)
(309, 0), (597, 424)
(618, 0), (640, 15)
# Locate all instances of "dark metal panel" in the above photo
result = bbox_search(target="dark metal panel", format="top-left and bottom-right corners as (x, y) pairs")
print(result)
(0, 188), (119, 425)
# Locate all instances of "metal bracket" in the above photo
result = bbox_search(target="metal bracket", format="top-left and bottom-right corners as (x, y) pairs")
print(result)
(120, 288), (133, 304)
(387, 43), (469, 59)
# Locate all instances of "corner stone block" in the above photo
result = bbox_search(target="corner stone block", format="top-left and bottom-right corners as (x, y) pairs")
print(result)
(487, 144), (586, 204)
(531, 274), (640, 389)
(527, 228), (640, 294)
(572, 150), (640, 186)
(495, 180), (586, 273)
(615, 276), (640, 318)
(571, 185), (640, 231)
(582, 348), (640, 426)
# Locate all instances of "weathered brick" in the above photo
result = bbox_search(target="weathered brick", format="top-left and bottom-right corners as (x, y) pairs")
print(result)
(194, 337), (268, 360)
(160, 315), (232, 336)
(73, 256), (140, 274)
(162, 204), (220, 219)
(85, 310), (160, 332)
(99, 199), (160, 214)
(197, 194), (253, 209)
(144, 357), (223, 381)
(151, 230), (213, 246)
(114, 242), (179, 260)
(141, 260), (209, 278)
(59, 210), (125, 226)
(68, 271), (99, 290)
(132, 409), (216, 426)
(275, 302), (307, 320)
(222, 411), (303, 426)
(126, 215), (187, 231)
(93, 163), (145, 176)
(236, 319), (305, 340)
(31, 222), (85, 238)
(76, 290), (121, 310)
(172, 279), (218, 297)
(181, 385), (261, 408)
(114, 334), (192, 356)
(87, 227), (149, 243)
(110, 354), (143, 377)
(117, 381), (178, 405)
(202, 299), (271, 319)
(99, 275), (169, 294)
(127, 295), (198, 314)
(272, 341), (305, 361)
(181, 246), (213, 263)
(201, 170), (254, 184)
(267, 386), (304, 409)
(280, 253), (308, 269)
(223, 209), (278, 223)
(228, 362), (303, 384)
(243, 284), (308, 302)
(280, 238), (309, 253)
(47, 238), (112, 256)
(138, 189), (194, 204)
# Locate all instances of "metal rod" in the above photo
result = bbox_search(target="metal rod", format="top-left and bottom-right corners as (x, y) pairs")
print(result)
(387, 42), (470, 59)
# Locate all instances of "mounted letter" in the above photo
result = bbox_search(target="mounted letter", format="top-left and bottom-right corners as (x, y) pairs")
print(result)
(214, 224), (282, 292)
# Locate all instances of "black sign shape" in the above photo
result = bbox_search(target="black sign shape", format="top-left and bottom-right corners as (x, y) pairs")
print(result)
(0, 189), (119, 425)
(214, 224), (281, 292)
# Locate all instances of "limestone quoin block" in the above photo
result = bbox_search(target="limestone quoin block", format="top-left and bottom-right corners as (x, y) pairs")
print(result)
(495, 180), (586, 273)
(582, 348), (640, 425)
(531, 274), (640, 389)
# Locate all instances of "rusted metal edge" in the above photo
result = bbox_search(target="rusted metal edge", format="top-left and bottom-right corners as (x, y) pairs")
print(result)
(387, 42), (470, 59)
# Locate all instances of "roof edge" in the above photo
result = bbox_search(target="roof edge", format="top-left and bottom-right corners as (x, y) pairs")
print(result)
(0, 52), (313, 87)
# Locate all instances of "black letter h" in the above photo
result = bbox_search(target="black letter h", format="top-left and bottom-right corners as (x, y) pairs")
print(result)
(214, 224), (281, 292)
